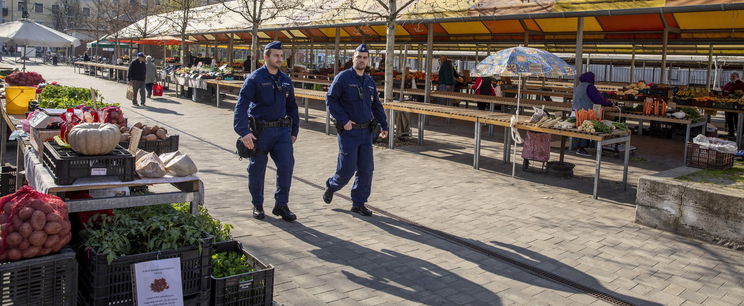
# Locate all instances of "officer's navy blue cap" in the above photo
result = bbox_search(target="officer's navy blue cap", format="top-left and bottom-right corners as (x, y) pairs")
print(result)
(265, 41), (282, 50)
(355, 44), (369, 53)
(136, 52), (145, 57)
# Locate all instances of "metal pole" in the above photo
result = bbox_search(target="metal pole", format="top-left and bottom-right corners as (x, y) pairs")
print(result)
(399, 44), (407, 100)
(660, 28), (669, 84)
(474, 121), (481, 169)
(630, 45), (636, 83)
(574, 17), (584, 86)
(417, 45), (423, 72)
(333, 28), (340, 75)
(388, 109), (395, 149)
(424, 23), (434, 105)
(593, 140), (603, 199)
(706, 44), (714, 90)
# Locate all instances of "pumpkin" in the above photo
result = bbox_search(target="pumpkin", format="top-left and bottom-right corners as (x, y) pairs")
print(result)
(67, 123), (121, 155)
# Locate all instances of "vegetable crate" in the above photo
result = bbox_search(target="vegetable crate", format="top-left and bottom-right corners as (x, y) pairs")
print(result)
(211, 240), (274, 306)
(41, 142), (135, 185)
(77, 236), (213, 306)
(0, 165), (16, 196)
(120, 135), (179, 155)
(0, 247), (78, 306)
(686, 143), (734, 170)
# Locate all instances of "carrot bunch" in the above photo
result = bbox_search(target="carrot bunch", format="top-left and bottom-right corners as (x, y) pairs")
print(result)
(576, 109), (598, 127)
(643, 99), (668, 116)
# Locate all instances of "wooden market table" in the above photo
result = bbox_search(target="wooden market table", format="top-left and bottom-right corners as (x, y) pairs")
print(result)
(74, 62), (128, 82)
(1, 100), (204, 214)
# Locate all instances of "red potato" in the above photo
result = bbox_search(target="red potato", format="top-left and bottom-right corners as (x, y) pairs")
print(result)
(38, 248), (51, 256)
(11, 216), (22, 230)
(1, 223), (13, 234)
(44, 222), (61, 235)
(54, 233), (71, 250)
(29, 231), (47, 247)
(0, 252), (7, 261)
(0, 214), (7, 224)
(19, 223), (32, 238)
(44, 234), (59, 249)
(18, 240), (29, 250)
(17, 207), (34, 221)
(30, 210), (46, 231)
(7, 249), (21, 261)
(6, 232), (22, 247)
(46, 213), (63, 223)
(30, 200), (53, 214)
(22, 246), (40, 258)
(3, 202), (11, 215)
(58, 222), (71, 236)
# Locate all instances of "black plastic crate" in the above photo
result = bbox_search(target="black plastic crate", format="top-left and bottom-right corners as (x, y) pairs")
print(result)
(120, 135), (179, 155)
(0, 247), (78, 306)
(0, 165), (16, 196)
(41, 142), (135, 185)
(686, 143), (734, 170)
(211, 240), (274, 306)
(77, 236), (213, 306)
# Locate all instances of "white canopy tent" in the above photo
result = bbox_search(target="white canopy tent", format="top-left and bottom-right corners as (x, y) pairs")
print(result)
(0, 19), (80, 70)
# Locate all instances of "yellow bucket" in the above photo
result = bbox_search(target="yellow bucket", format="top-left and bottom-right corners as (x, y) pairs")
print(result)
(5, 86), (36, 115)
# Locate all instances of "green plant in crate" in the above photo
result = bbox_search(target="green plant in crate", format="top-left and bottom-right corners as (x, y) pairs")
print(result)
(172, 202), (233, 242)
(37, 86), (118, 109)
(82, 204), (220, 263)
(212, 251), (255, 281)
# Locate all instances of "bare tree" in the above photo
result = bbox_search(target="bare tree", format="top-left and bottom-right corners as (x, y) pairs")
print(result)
(51, 0), (83, 31)
(157, 0), (205, 66)
(218, 0), (305, 71)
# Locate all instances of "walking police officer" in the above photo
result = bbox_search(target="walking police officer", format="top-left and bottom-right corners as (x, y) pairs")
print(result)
(322, 44), (389, 216)
(234, 41), (300, 222)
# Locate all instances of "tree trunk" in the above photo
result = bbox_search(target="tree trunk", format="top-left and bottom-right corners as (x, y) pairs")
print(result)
(180, 36), (187, 66)
(250, 27), (259, 71)
(383, 13), (396, 103)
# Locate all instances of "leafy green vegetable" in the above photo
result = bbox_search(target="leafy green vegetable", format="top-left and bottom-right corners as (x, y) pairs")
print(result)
(82, 203), (232, 263)
(212, 251), (255, 280)
(677, 107), (702, 122)
(612, 122), (629, 132)
(592, 121), (611, 133)
(37, 85), (118, 109)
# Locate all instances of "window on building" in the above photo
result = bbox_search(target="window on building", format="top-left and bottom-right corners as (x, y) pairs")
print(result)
(34, 3), (42, 13)
(154, 0), (160, 5)
(52, 4), (58, 12)
(2, 8), (7, 17)
(82, 7), (90, 16)
(18, 2), (24, 11)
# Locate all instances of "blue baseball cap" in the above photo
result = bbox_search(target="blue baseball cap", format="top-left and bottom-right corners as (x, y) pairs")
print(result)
(265, 41), (282, 50)
(355, 44), (369, 53)
(136, 52), (145, 57)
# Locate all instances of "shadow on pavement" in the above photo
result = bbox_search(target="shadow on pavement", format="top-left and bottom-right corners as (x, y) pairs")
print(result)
(276, 221), (503, 305)
(334, 209), (662, 305)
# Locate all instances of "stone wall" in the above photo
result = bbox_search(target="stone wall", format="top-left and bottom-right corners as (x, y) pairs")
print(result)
(635, 167), (744, 250)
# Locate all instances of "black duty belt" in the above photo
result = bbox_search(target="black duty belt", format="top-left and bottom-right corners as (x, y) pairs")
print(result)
(256, 118), (291, 128)
(351, 121), (372, 129)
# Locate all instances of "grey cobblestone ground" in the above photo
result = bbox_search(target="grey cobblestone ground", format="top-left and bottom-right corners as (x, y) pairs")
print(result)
(27, 63), (744, 305)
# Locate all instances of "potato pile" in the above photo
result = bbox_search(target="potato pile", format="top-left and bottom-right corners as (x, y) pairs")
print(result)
(120, 122), (169, 142)
(0, 186), (72, 261)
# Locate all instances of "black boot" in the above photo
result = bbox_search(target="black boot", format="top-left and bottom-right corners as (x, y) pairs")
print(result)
(351, 204), (373, 217)
(252, 206), (265, 220)
(323, 187), (334, 204)
(272, 206), (297, 222)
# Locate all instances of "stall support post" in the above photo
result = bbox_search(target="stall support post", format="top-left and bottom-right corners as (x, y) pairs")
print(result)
(660, 28), (669, 84)
(388, 109), (396, 149)
(593, 140), (603, 199)
(474, 121), (481, 170)
(630, 45), (636, 83)
(333, 27), (340, 76)
(399, 44), (407, 100)
(423, 23), (434, 128)
(706, 44), (714, 90)
(574, 17), (584, 86)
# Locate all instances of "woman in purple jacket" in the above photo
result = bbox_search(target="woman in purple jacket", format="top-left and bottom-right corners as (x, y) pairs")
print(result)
(571, 72), (613, 156)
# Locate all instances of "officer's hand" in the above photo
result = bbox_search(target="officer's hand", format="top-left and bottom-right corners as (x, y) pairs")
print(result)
(344, 120), (355, 131)
(241, 133), (257, 149)
(379, 130), (389, 139)
(291, 136), (297, 144)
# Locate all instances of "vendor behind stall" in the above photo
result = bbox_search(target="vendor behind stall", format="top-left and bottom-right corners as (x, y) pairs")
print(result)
(572, 71), (613, 156)
(721, 72), (744, 139)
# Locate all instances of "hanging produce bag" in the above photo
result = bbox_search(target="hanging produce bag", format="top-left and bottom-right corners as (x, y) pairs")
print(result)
(0, 186), (72, 261)
(126, 86), (133, 100)
(521, 131), (551, 162)
(152, 83), (163, 97)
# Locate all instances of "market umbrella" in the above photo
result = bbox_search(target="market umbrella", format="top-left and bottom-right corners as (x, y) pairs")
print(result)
(473, 46), (575, 176)
(0, 19), (80, 70)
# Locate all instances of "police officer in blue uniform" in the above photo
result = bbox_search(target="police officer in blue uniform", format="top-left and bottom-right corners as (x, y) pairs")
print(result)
(234, 41), (300, 222)
(322, 44), (389, 216)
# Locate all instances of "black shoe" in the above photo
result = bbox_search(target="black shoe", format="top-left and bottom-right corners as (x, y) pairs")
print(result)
(323, 187), (334, 204)
(351, 205), (373, 217)
(252, 207), (265, 220)
(132, 103), (139, 106)
(272, 206), (297, 222)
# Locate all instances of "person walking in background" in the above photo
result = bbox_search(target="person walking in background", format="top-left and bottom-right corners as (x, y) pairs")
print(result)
(721, 72), (744, 139)
(128, 52), (148, 106)
(144, 56), (158, 98)
(471, 76), (496, 111)
(571, 71), (613, 156)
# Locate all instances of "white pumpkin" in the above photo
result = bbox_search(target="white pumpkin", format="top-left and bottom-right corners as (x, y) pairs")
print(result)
(68, 123), (122, 155)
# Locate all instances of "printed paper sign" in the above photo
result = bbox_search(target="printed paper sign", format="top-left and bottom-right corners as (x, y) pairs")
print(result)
(132, 258), (183, 306)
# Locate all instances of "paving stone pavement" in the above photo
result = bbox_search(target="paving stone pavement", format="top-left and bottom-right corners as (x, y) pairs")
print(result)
(27, 63), (744, 305)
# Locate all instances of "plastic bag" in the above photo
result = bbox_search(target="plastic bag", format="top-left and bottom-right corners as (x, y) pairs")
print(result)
(153, 83), (163, 96)
(521, 131), (551, 162)
(692, 134), (737, 154)
(0, 186), (72, 261)
(136, 152), (166, 178)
